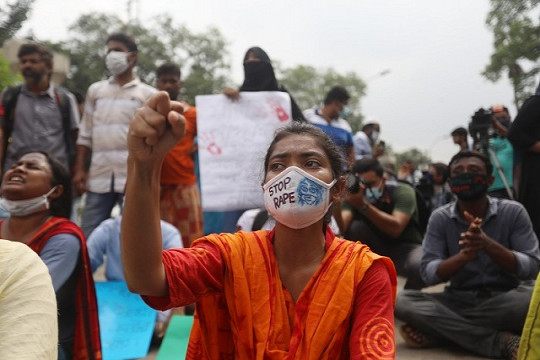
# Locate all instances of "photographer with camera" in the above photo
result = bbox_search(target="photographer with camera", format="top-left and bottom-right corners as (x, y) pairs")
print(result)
(339, 158), (425, 289)
(469, 105), (515, 200)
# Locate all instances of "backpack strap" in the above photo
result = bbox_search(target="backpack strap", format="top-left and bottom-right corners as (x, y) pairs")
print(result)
(0, 85), (22, 170)
(53, 86), (76, 167)
(1, 85), (75, 169)
(392, 179), (426, 234)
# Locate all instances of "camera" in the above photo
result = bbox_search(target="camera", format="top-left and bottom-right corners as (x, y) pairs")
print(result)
(345, 172), (365, 194)
(468, 108), (494, 153)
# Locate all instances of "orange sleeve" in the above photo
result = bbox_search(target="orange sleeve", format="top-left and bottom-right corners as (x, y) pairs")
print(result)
(160, 106), (198, 185)
(350, 259), (395, 359)
(141, 241), (224, 310)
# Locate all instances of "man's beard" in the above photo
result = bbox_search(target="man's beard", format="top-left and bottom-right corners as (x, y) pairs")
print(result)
(23, 69), (45, 84)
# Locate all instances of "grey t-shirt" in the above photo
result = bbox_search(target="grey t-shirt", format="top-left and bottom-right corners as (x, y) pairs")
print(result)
(0, 85), (79, 172)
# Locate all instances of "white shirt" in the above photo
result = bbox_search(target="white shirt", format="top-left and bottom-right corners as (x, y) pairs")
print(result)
(77, 77), (156, 193)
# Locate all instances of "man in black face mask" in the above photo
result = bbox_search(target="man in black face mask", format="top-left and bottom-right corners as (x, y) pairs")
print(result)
(395, 150), (540, 359)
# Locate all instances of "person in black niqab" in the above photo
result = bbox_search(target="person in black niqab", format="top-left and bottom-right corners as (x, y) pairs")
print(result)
(225, 46), (306, 122)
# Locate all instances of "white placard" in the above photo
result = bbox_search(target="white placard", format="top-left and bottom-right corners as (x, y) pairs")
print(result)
(196, 92), (292, 211)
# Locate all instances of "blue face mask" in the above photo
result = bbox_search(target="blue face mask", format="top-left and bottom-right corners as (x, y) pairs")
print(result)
(340, 106), (350, 119)
(365, 187), (383, 204)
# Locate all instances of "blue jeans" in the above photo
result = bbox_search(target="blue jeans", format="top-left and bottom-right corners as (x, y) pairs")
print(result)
(80, 191), (123, 238)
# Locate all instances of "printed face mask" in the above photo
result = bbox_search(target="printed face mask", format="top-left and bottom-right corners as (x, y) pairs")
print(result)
(263, 166), (336, 229)
(105, 51), (130, 76)
(449, 172), (488, 201)
(0, 186), (57, 216)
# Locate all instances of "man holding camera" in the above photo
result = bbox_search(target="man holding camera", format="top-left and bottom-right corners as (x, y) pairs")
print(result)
(469, 106), (515, 200)
(487, 105), (514, 199)
(339, 158), (424, 289)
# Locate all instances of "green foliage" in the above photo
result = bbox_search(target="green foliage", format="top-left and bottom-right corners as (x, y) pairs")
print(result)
(53, 12), (231, 104)
(0, 54), (19, 91)
(276, 65), (367, 132)
(0, 0), (35, 46)
(484, 0), (540, 108)
(393, 148), (432, 169)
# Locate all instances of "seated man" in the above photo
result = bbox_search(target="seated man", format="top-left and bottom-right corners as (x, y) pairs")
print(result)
(340, 158), (425, 289)
(87, 214), (184, 338)
(395, 150), (540, 359)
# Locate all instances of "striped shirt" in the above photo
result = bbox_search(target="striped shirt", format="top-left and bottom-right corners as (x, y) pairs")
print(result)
(77, 77), (156, 193)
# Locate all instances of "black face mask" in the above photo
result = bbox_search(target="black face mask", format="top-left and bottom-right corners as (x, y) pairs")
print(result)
(449, 172), (489, 201)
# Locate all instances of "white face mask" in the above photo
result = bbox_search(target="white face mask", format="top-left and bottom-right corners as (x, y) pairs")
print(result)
(263, 166), (336, 229)
(370, 130), (380, 142)
(105, 51), (130, 76)
(0, 186), (57, 216)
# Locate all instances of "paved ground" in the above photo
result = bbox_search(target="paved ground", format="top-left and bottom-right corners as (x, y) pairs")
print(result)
(134, 276), (485, 360)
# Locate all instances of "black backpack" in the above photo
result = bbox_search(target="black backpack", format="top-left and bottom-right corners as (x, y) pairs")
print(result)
(387, 180), (432, 235)
(1, 84), (75, 169)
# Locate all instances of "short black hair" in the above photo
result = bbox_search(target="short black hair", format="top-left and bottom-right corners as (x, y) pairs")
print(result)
(17, 43), (53, 69)
(156, 62), (181, 79)
(323, 86), (350, 105)
(431, 162), (449, 182)
(451, 127), (468, 137)
(353, 158), (384, 177)
(106, 32), (138, 52)
(448, 150), (493, 176)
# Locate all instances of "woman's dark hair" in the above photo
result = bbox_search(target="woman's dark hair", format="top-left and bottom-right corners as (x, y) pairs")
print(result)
(263, 122), (344, 180)
(18, 150), (73, 219)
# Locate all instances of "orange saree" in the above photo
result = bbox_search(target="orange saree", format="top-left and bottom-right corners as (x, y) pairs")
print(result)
(144, 227), (396, 359)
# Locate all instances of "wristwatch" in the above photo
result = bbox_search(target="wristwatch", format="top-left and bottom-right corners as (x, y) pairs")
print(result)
(358, 203), (369, 213)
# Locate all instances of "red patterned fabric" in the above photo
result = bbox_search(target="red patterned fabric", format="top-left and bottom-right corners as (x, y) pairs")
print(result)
(25, 217), (101, 360)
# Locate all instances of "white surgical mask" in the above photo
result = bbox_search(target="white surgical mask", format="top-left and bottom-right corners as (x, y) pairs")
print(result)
(0, 186), (57, 216)
(105, 51), (130, 76)
(370, 130), (380, 142)
(263, 166), (336, 229)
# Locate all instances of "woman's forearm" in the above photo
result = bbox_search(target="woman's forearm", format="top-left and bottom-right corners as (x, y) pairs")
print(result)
(121, 157), (168, 296)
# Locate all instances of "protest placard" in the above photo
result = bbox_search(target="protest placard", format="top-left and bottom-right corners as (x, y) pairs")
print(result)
(196, 91), (292, 211)
(95, 281), (156, 360)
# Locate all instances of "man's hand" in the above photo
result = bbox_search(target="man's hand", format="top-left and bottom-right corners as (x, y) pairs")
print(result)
(345, 182), (368, 210)
(458, 211), (494, 260)
(223, 87), (240, 101)
(72, 169), (88, 196)
(128, 91), (186, 163)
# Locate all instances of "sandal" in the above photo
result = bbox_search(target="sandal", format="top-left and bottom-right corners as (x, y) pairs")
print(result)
(503, 334), (520, 360)
(399, 324), (439, 349)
